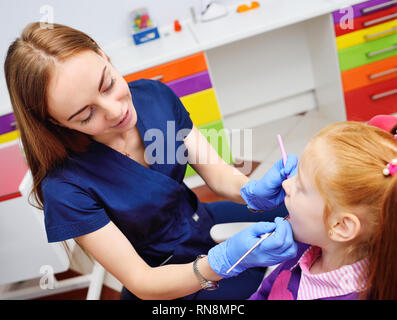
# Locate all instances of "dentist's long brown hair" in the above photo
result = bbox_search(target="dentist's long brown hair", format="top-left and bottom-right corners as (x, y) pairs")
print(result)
(4, 22), (105, 210)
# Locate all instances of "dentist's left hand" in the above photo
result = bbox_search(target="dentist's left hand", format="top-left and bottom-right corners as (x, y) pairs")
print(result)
(207, 217), (297, 278)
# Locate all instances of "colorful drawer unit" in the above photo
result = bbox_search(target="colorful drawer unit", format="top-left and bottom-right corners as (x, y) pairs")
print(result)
(123, 52), (232, 178)
(0, 112), (20, 144)
(334, 0), (397, 121)
(0, 143), (29, 202)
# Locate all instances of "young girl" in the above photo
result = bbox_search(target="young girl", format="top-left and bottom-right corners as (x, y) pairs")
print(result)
(250, 121), (397, 300)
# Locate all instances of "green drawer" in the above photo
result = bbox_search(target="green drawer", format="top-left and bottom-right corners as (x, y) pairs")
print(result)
(184, 120), (233, 178)
(338, 32), (397, 71)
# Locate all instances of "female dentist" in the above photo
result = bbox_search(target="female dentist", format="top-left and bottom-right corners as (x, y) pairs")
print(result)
(4, 22), (297, 300)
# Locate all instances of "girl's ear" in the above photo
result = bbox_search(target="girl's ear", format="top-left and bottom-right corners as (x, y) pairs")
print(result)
(328, 212), (361, 242)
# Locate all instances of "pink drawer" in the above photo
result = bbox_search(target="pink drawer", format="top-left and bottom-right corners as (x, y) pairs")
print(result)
(0, 144), (28, 202)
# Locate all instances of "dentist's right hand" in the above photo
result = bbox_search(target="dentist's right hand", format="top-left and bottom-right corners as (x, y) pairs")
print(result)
(240, 154), (298, 211)
(208, 217), (297, 278)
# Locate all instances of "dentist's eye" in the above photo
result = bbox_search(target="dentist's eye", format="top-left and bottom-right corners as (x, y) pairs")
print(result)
(81, 107), (96, 125)
(105, 78), (116, 93)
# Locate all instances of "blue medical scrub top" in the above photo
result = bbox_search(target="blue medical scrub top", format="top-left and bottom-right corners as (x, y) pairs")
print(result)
(42, 79), (216, 267)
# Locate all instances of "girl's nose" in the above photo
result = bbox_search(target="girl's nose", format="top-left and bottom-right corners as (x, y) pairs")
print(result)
(282, 179), (290, 196)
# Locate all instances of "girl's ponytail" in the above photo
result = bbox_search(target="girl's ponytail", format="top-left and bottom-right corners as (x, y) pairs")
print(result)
(364, 174), (397, 299)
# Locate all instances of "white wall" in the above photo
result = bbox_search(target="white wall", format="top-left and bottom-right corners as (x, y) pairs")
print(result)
(0, 0), (240, 68)
(0, 0), (242, 115)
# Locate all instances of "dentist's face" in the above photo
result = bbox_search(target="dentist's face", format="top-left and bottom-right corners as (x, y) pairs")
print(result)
(46, 50), (137, 139)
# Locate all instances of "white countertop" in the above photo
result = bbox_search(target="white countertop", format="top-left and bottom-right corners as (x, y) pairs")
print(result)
(0, 0), (363, 116)
(187, 0), (362, 52)
(104, 0), (363, 76)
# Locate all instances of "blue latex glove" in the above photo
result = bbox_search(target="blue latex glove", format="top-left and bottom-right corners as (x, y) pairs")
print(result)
(208, 217), (297, 278)
(241, 154), (298, 211)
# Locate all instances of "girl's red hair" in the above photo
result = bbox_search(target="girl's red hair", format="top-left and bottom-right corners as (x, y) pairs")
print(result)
(306, 121), (397, 299)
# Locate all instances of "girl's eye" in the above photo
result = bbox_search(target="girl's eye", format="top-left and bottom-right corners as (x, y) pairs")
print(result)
(297, 181), (305, 193)
(294, 180), (301, 193)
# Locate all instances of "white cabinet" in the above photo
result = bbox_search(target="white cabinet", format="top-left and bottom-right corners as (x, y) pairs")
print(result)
(0, 141), (106, 300)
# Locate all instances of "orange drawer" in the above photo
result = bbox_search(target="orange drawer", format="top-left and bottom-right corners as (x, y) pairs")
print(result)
(341, 54), (397, 92)
(123, 52), (208, 83)
(344, 76), (397, 121)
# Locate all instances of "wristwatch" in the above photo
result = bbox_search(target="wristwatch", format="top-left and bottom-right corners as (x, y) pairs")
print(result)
(193, 255), (219, 291)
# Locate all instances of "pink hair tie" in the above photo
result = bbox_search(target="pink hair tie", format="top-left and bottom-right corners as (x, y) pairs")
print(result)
(383, 159), (397, 177)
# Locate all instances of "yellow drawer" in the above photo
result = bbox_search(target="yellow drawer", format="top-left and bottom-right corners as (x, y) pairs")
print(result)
(0, 130), (20, 144)
(337, 18), (397, 50)
(180, 88), (222, 127)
